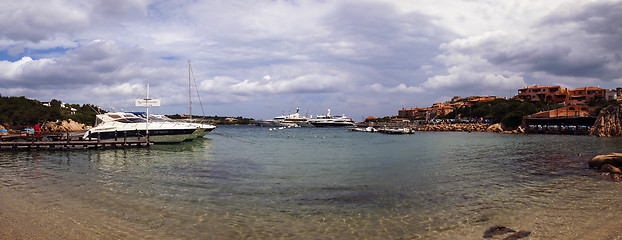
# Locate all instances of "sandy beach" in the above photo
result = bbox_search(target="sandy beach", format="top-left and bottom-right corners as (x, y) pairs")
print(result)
(0, 188), (103, 240)
(4, 182), (622, 240)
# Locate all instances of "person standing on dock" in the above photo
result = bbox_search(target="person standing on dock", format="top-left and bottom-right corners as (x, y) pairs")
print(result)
(34, 123), (41, 136)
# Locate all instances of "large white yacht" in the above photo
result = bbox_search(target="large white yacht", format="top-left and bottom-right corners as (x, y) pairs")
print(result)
(307, 109), (356, 127)
(252, 108), (312, 127)
(136, 113), (216, 140)
(82, 112), (206, 143)
(270, 108), (311, 127)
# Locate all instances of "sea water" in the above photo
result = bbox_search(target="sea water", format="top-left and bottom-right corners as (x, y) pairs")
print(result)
(2, 126), (622, 239)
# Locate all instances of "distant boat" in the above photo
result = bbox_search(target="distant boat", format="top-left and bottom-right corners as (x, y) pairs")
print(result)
(307, 109), (355, 127)
(252, 108), (312, 127)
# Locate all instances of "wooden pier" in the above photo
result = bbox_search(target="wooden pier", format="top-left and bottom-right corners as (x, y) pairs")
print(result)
(522, 116), (596, 135)
(0, 132), (151, 150)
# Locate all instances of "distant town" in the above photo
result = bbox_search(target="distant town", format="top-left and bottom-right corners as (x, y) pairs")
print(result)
(1, 84), (619, 133)
(395, 85), (617, 120)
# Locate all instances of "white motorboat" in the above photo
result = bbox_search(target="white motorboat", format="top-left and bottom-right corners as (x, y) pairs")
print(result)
(307, 109), (355, 127)
(83, 112), (199, 143)
(137, 113), (216, 140)
(254, 108), (312, 127)
(271, 108), (310, 127)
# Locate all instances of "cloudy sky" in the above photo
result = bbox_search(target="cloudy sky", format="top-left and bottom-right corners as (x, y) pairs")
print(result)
(1, 0), (621, 120)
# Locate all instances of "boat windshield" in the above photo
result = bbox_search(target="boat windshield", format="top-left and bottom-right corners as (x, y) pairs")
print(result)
(107, 114), (147, 123)
(116, 117), (147, 123)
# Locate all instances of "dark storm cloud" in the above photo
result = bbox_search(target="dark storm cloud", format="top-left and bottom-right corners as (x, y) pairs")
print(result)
(485, 1), (622, 81)
(319, 1), (452, 86)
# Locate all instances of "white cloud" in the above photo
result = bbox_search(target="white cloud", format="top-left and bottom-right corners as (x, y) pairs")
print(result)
(367, 83), (424, 94)
(1, 0), (621, 119)
(0, 0), (91, 42)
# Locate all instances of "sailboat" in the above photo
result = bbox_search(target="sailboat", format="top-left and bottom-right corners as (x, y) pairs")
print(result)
(183, 60), (216, 139)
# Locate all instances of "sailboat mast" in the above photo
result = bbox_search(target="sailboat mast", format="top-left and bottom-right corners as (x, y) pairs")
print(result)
(146, 84), (150, 136)
(188, 60), (192, 120)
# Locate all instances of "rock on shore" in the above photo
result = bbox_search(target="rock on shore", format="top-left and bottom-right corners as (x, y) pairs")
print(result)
(42, 119), (85, 132)
(409, 123), (522, 134)
(486, 123), (504, 133)
(412, 123), (491, 132)
(589, 153), (622, 169)
(589, 153), (622, 180)
(590, 102), (622, 137)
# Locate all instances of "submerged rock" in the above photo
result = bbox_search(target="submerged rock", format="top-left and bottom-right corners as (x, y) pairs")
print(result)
(589, 153), (622, 169)
(483, 226), (516, 238)
(504, 230), (531, 240)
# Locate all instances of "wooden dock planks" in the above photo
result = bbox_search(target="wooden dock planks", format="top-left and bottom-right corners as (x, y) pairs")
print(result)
(0, 139), (151, 150)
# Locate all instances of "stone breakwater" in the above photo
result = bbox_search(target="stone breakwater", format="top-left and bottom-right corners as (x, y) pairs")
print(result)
(408, 123), (525, 134)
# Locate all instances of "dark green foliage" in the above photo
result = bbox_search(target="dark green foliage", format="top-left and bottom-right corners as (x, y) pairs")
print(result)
(587, 98), (617, 114)
(444, 99), (565, 128)
(167, 115), (253, 125)
(0, 96), (101, 128)
(365, 116), (392, 122)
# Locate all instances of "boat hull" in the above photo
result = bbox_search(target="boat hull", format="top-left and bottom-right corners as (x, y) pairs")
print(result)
(185, 126), (216, 141)
(83, 128), (196, 143)
(309, 122), (355, 127)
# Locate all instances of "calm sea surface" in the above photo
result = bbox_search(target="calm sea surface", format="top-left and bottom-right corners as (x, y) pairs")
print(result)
(2, 126), (622, 239)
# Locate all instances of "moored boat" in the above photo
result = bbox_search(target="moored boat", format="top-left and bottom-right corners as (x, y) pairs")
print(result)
(307, 109), (355, 127)
(83, 112), (199, 143)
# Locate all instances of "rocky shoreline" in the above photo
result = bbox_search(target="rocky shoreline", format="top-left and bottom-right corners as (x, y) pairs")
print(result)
(590, 102), (622, 137)
(410, 123), (525, 134)
(0, 119), (85, 135)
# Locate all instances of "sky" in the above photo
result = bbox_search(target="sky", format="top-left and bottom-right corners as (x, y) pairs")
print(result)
(1, 0), (621, 121)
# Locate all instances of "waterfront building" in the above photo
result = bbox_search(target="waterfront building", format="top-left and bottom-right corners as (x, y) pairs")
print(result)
(398, 96), (502, 119)
(567, 87), (607, 105)
(516, 85), (568, 104)
(398, 107), (430, 118)
(517, 84), (610, 105)
(526, 105), (593, 118)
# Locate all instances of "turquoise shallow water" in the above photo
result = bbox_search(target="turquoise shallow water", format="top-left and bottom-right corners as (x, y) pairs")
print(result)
(2, 126), (622, 239)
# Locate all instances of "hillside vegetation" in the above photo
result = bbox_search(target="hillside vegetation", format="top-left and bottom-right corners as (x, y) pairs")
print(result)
(0, 95), (100, 128)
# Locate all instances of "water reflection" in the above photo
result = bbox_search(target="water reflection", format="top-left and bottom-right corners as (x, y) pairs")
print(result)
(4, 129), (622, 238)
